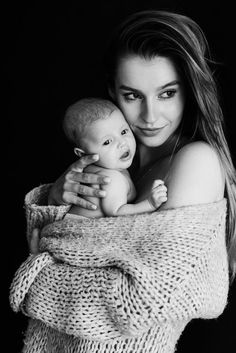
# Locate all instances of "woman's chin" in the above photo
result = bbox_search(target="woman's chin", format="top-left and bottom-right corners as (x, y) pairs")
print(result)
(136, 135), (167, 148)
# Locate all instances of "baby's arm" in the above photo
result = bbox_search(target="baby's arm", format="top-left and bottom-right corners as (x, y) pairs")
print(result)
(100, 170), (167, 216)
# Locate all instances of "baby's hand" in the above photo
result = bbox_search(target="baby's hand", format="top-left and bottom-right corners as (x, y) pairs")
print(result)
(148, 179), (167, 210)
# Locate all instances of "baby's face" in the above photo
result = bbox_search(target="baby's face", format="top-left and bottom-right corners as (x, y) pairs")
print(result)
(81, 110), (136, 170)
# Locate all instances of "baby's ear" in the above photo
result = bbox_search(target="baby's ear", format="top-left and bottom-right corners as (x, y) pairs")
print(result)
(74, 147), (85, 158)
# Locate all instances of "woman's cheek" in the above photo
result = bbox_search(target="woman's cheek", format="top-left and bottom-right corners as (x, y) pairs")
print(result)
(121, 105), (137, 125)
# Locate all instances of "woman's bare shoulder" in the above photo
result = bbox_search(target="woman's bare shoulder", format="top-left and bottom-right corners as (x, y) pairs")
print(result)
(174, 141), (221, 166)
(160, 141), (225, 209)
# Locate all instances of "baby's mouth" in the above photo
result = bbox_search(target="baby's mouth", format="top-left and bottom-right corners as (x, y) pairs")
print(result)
(120, 150), (130, 160)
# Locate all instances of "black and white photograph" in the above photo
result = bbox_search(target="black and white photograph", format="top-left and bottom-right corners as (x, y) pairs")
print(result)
(6, 1), (236, 352)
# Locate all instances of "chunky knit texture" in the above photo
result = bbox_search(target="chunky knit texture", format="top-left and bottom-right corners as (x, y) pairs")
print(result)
(10, 184), (229, 353)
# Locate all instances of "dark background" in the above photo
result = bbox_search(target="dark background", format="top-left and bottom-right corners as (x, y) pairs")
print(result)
(6, 1), (235, 352)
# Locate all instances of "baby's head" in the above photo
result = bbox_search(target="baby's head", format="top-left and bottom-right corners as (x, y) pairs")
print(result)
(63, 98), (136, 170)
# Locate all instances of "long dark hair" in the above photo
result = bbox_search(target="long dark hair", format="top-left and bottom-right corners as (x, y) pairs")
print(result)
(104, 10), (236, 280)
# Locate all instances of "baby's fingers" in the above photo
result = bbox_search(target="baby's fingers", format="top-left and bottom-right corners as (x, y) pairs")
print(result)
(152, 185), (167, 198)
(156, 194), (168, 202)
(152, 179), (167, 191)
(151, 182), (168, 204)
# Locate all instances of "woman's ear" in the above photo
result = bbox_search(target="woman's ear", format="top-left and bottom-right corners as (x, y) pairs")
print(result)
(74, 147), (85, 158)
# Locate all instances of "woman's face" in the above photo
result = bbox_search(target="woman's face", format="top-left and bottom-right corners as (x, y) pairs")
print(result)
(113, 55), (185, 148)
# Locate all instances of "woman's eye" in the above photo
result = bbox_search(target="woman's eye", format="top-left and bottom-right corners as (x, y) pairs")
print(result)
(123, 92), (142, 101)
(103, 139), (112, 146)
(159, 90), (176, 99)
(121, 128), (129, 135)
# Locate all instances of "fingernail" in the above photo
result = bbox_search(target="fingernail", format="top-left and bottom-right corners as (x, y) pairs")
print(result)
(103, 177), (111, 183)
(99, 191), (106, 197)
(92, 154), (99, 160)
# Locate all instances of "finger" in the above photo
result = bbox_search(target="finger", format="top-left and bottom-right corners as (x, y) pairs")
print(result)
(67, 171), (110, 185)
(151, 193), (167, 205)
(152, 194), (167, 206)
(152, 179), (164, 189)
(30, 228), (40, 255)
(64, 192), (98, 210)
(153, 184), (167, 192)
(153, 190), (167, 198)
(160, 195), (168, 202)
(70, 154), (99, 172)
(65, 182), (106, 198)
(152, 185), (167, 193)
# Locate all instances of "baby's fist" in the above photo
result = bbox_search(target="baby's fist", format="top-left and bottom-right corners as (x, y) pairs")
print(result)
(149, 179), (167, 209)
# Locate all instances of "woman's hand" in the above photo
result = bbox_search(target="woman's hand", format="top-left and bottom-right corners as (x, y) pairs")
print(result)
(48, 154), (110, 209)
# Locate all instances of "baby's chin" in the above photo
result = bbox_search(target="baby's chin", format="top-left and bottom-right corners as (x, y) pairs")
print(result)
(100, 159), (134, 170)
(117, 157), (134, 170)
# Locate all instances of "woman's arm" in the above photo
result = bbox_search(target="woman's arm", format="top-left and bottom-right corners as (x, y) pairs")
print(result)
(160, 141), (225, 210)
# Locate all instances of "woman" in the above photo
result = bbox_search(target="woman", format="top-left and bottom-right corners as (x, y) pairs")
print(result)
(10, 10), (236, 353)
(47, 10), (236, 275)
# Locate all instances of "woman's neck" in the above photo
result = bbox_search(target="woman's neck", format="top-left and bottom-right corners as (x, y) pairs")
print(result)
(129, 134), (188, 183)
(138, 134), (184, 170)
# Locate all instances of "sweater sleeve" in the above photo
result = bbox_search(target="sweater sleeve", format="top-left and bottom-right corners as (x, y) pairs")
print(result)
(24, 184), (70, 243)
(19, 200), (229, 339)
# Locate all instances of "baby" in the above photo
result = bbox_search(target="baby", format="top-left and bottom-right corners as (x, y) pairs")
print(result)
(63, 98), (167, 218)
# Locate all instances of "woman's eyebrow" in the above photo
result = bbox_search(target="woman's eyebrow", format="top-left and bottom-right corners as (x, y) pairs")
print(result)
(119, 85), (141, 92)
(160, 80), (180, 89)
(119, 80), (180, 92)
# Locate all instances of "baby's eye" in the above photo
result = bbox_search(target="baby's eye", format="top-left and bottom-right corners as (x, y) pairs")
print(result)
(103, 139), (112, 146)
(121, 128), (129, 135)
(159, 89), (176, 99)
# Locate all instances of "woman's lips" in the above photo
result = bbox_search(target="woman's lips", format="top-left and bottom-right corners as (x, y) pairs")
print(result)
(137, 126), (166, 137)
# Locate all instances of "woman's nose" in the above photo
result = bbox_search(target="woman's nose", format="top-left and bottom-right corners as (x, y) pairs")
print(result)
(141, 99), (157, 123)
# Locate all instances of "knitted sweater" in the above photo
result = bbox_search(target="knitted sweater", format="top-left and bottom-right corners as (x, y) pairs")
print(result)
(10, 184), (229, 353)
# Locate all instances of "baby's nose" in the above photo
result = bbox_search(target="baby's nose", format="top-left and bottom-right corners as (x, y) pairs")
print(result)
(118, 140), (127, 149)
